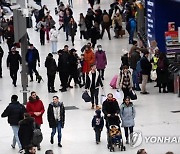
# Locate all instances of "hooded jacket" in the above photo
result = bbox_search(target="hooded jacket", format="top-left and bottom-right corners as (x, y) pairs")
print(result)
(47, 102), (65, 128)
(18, 117), (34, 149)
(1, 101), (26, 125)
(26, 96), (45, 125)
(45, 56), (57, 76)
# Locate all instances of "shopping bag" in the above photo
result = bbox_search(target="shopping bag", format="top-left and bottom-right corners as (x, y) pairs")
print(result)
(129, 90), (137, 100)
(115, 90), (123, 99)
(82, 91), (91, 102)
(100, 94), (106, 105)
(151, 70), (157, 81)
(110, 75), (118, 89)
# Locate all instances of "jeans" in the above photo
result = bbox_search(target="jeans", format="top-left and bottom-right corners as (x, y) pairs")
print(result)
(132, 69), (140, 89)
(11, 125), (22, 149)
(124, 126), (133, 141)
(141, 75), (148, 92)
(64, 26), (69, 40)
(129, 29), (135, 44)
(51, 41), (57, 53)
(94, 128), (101, 142)
(90, 88), (99, 105)
(51, 121), (62, 143)
(97, 69), (104, 79)
(28, 62), (39, 80)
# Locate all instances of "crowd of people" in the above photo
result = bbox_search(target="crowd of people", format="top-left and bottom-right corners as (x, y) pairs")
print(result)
(0, 0), (176, 154)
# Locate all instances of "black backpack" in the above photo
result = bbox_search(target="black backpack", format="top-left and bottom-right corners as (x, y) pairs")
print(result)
(32, 123), (43, 146)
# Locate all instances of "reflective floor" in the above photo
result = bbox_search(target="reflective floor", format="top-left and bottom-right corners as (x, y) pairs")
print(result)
(0, 0), (179, 153)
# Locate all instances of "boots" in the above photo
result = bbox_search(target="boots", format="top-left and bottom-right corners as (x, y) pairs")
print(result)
(36, 75), (43, 83)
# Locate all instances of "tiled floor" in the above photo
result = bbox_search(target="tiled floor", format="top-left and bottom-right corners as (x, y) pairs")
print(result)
(0, 0), (179, 154)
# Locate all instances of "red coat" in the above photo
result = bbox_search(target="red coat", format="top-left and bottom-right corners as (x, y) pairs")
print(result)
(26, 98), (45, 125)
(84, 50), (95, 73)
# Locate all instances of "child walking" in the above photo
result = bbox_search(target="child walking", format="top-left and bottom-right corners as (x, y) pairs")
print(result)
(92, 109), (104, 144)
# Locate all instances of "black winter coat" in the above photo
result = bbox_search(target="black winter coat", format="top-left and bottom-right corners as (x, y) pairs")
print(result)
(58, 51), (70, 73)
(18, 117), (34, 149)
(47, 102), (65, 128)
(5, 30), (14, 45)
(7, 51), (22, 70)
(1, 101), (26, 125)
(140, 56), (152, 75)
(45, 56), (57, 76)
(130, 51), (141, 69)
(69, 54), (78, 75)
(0, 46), (4, 59)
(102, 98), (120, 119)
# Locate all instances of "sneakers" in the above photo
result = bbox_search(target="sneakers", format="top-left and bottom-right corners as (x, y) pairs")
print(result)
(125, 140), (129, 144)
(37, 146), (41, 150)
(58, 143), (62, 147)
(19, 149), (24, 153)
(50, 137), (54, 144)
(11, 144), (15, 149)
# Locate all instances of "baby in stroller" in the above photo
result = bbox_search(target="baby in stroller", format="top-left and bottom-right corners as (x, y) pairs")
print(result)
(109, 125), (121, 144)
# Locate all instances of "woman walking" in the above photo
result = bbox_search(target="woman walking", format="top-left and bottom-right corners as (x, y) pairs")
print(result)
(116, 65), (133, 99)
(68, 18), (77, 46)
(49, 26), (58, 54)
(120, 96), (136, 144)
(78, 13), (86, 39)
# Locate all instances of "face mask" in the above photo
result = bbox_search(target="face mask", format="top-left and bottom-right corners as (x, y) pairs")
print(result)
(98, 48), (102, 51)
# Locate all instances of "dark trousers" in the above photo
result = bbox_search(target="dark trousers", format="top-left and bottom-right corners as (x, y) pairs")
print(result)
(47, 74), (56, 92)
(28, 63), (39, 80)
(7, 43), (13, 52)
(0, 58), (2, 76)
(40, 32), (45, 45)
(71, 35), (75, 44)
(122, 87), (130, 99)
(80, 31), (85, 39)
(10, 69), (18, 85)
(64, 26), (69, 40)
(68, 72), (80, 86)
(124, 126), (133, 140)
(68, 0), (73, 7)
(94, 128), (101, 142)
(56, 0), (60, 5)
(59, 71), (69, 89)
(97, 69), (104, 79)
(90, 88), (99, 105)
(101, 26), (111, 40)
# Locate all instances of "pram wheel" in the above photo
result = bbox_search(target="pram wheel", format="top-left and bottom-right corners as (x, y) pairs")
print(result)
(110, 147), (114, 152)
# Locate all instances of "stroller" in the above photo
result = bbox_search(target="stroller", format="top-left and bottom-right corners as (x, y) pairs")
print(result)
(106, 116), (126, 152)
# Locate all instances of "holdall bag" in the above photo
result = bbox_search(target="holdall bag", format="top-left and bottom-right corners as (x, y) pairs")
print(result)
(115, 89), (123, 99)
(151, 70), (157, 81)
(32, 123), (43, 146)
(129, 90), (137, 100)
(82, 91), (91, 102)
(119, 29), (125, 36)
(100, 89), (106, 104)
(110, 75), (118, 89)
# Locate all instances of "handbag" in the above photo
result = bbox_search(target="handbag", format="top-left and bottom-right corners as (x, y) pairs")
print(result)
(115, 90), (123, 99)
(129, 90), (137, 100)
(32, 122), (43, 146)
(100, 89), (106, 104)
(82, 91), (91, 102)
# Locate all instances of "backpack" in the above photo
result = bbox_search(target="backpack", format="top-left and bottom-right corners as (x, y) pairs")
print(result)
(103, 14), (110, 23)
(32, 123), (43, 146)
(158, 59), (165, 70)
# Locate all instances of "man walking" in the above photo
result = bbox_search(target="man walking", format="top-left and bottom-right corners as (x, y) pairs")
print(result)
(47, 96), (65, 147)
(7, 46), (22, 87)
(26, 91), (45, 150)
(85, 64), (103, 109)
(26, 44), (41, 82)
(1, 95), (26, 153)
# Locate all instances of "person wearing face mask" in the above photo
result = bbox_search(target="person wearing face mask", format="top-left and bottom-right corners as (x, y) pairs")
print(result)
(6, 46), (22, 87)
(47, 96), (65, 148)
(95, 45), (107, 80)
(116, 65), (133, 99)
(120, 96), (136, 144)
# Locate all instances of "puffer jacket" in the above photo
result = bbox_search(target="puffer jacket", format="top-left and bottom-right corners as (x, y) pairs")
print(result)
(120, 102), (135, 127)
(1, 101), (26, 125)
